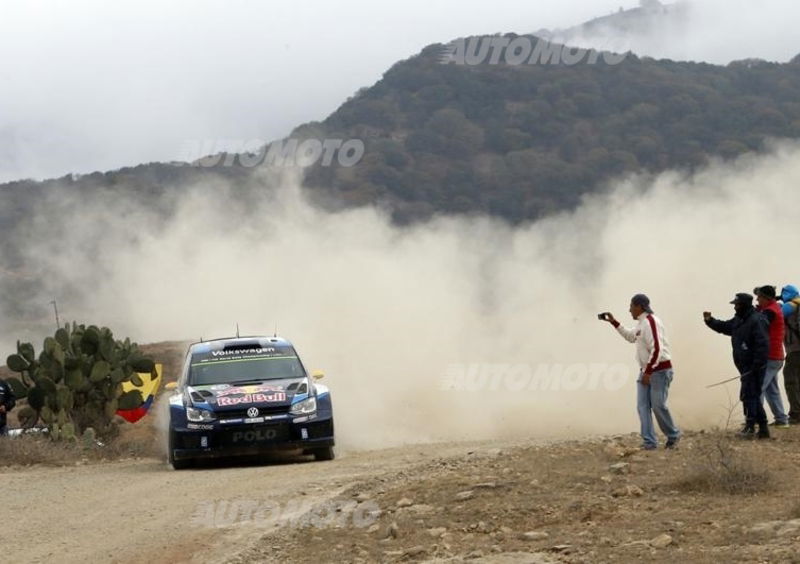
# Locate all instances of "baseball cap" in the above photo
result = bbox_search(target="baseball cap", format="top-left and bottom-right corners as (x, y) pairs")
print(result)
(730, 292), (753, 306)
(754, 285), (777, 299)
(631, 293), (653, 313)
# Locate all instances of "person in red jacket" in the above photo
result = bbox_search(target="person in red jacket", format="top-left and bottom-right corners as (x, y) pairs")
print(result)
(754, 285), (790, 427)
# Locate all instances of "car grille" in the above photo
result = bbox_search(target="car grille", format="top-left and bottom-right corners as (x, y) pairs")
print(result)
(215, 405), (289, 419)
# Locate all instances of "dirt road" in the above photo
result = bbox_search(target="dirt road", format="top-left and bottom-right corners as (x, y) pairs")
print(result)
(3, 441), (509, 564)
(8, 430), (800, 563)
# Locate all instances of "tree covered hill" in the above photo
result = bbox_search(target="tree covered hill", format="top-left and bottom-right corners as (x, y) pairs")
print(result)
(300, 36), (800, 222)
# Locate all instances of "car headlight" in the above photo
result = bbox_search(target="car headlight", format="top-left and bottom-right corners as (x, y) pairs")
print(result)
(186, 406), (216, 422)
(290, 396), (317, 415)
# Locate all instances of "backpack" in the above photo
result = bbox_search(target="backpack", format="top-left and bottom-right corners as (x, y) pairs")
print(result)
(785, 298), (800, 343)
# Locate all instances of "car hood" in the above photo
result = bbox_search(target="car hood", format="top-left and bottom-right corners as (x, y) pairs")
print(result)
(186, 378), (307, 412)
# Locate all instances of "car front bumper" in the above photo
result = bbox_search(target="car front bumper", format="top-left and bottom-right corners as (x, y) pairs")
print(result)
(170, 417), (334, 460)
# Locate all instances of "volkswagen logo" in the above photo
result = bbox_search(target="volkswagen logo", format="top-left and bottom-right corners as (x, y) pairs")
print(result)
(246, 407), (259, 418)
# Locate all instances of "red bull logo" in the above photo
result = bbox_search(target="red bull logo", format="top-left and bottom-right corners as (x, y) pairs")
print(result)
(216, 384), (283, 397)
(217, 392), (286, 407)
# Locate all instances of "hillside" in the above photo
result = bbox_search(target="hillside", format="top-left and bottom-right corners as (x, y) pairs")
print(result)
(536, 0), (688, 47)
(302, 36), (800, 222)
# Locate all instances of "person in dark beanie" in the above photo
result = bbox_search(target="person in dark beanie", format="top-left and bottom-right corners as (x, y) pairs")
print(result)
(754, 285), (789, 427)
(0, 378), (16, 436)
(704, 293), (770, 439)
(603, 294), (681, 450)
(780, 284), (800, 423)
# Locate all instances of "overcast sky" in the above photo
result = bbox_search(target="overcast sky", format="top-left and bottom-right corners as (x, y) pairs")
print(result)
(1, 0), (799, 184)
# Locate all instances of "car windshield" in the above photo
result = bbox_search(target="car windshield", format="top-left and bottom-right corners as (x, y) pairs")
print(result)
(188, 347), (305, 386)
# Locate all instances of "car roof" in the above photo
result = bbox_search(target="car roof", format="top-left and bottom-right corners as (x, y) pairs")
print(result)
(188, 336), (294, 355)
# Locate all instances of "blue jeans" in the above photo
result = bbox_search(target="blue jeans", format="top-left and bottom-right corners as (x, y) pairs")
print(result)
(762, 359), (788, 424)
(637, 369), (681, 448)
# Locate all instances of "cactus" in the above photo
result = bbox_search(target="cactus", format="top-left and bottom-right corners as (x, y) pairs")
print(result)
(81, 427), (97, 448)
(62, 422), (76, 441)
(6, 354), (29, 372)
(4, 323), (154, 441)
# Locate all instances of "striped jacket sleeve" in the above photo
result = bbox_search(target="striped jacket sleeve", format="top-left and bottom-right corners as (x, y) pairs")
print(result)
(641, 315), (661, 374)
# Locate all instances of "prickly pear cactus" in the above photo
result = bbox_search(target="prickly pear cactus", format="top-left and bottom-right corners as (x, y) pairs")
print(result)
(5, 323), (156, 440)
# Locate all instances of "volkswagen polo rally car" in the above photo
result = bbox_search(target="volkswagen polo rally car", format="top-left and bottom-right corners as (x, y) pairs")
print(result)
(167, 336), (334, 469)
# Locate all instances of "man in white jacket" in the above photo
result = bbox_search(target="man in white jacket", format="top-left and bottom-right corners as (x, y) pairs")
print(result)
(603, 294), (681, 450)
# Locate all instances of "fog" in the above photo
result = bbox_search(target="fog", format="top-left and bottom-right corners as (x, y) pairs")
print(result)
(5, 141), (800, 448)
(2, 0), (799, 183)
(553, 0), (800, 65)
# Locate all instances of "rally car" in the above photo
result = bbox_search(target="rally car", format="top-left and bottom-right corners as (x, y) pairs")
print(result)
(167, 336), (334, 469)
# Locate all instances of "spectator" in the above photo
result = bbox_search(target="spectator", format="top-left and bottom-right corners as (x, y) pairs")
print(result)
(704, 293), (770, 439)
(0, 378), (16, 436)
(779, 284), (800, 424)
(602, 294), (681, 450)
(754, 285), (789, 428)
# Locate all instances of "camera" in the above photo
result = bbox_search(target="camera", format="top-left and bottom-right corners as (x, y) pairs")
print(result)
(597, 312), (610, 321)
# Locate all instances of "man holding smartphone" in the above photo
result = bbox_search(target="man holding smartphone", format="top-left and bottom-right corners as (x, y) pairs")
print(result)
(704, 293), (770, 439)
(601, 294), (681, 450)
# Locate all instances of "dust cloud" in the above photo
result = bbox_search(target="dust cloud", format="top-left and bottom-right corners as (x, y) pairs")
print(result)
(6, 141), (800, 449)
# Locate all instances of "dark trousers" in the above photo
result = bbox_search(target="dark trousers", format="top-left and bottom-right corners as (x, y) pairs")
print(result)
(784, 351), (800, 422)
(741, 371), (767, 428)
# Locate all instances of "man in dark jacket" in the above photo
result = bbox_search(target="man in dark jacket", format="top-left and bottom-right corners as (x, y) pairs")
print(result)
(704, 293), (770, 439)
(0, 378), (16, 436)
(779, 284), (800, 423)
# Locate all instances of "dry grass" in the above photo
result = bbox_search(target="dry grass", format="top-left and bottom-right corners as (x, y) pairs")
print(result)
(789, 499), (800, 519)
(673, 402), (772, 495)
(0, 434), (88, 466)
(0, 424), (163, 467)
(673, 431), (772, 495)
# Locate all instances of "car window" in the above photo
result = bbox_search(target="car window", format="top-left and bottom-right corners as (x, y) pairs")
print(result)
(188, 347), (305, 385)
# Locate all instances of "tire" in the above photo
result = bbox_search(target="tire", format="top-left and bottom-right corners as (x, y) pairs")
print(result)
(313, 446), (335, 461)
(168, 430), (192, 470)
(171, 456), (192, 470)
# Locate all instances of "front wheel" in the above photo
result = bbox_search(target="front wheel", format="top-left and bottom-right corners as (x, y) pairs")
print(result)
(168, 430), (192, 470)
(313, 446), (335, 461)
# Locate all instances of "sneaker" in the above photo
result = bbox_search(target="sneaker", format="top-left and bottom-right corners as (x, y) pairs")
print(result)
(639, 444), (657, 451)
(665, 437), (680, 449)
(757, 429), (771, 440)
(770, 421), (791, 428)
(737, 427), (756, 439)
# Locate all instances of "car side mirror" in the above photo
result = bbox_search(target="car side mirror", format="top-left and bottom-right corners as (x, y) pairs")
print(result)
(311, 370), (325, 381)
(165, 381), (178, 391)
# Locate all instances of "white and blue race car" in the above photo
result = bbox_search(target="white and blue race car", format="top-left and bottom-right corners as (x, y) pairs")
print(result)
(167, 336), (334, 469)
